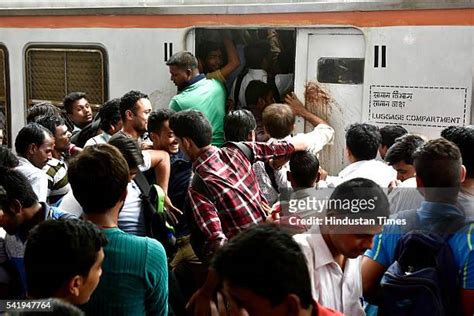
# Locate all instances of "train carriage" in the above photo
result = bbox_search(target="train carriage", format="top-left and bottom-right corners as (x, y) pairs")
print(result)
(0, 0), (472, 173)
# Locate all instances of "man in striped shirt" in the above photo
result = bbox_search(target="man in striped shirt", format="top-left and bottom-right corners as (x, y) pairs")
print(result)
(37, 115), (72, 204)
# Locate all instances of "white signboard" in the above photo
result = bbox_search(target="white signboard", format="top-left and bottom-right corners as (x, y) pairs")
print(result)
(368, 85), (468, 130)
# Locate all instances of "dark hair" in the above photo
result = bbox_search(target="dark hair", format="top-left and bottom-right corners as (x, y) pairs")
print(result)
(25, 219), (107, 298)
(262, 104), (295, 139)
(346, 123), (381, 161)
(36, 114), (66, 136)
(68, 144), (129, 214)
(63, 92), (87, 114)
(326, 178), (389, 220)
(26, 102), (60, 123)
(108, 132), (144, 171)
(119, 90), (148, 121)
(166, 51), (198, 70)
(148, 108), (175, 134)
(224, 110), (256, 142)
(99, 98), (122, 133)
(441, 126), (474, 178)
(289, 151), (320, 188)
(385, 134), (425, 166)
(0, 146), (19, 168)
(197, 41), (223, 61)
(14, 123), (52, 157)
(413, 138), (462, 189)
(212, 224), (313, 308)
(0, 167), (38, 210)
(245, 80), (272, 110)
(380, 125), (408, 149)
(169, 110), (212, 148)
(276, 50), (294, 74)
(244, 41), (271, 69)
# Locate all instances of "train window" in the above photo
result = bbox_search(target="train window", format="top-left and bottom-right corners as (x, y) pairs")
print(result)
(25, 46), (108, 110)
(317, 58), (364, 84)
(0, 45), (11, 147)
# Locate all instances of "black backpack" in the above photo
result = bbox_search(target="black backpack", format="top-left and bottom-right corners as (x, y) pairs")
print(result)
(133, 171), (177, 258)
(379, 209), (470, 316)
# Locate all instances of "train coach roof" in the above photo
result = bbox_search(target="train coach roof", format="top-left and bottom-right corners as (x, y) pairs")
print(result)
(0, 0), (473, 15)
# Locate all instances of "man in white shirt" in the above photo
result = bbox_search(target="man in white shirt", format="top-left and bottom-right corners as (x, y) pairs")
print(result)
(294, 178), (389, 316)
(262, 102), (334, 191)
(323, 123), (396, 188)
(231, 41), (291, 110)
(384, 134), (425, 214)
(14, 123), (54, 202)
(230, 41), (271, 109)
(63, 92), (93, 134)
(84, 98), (122, 147)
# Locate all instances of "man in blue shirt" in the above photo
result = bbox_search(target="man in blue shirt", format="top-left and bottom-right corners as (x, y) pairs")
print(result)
(362, 138), (474, 315)
(0, 167), (75, 297)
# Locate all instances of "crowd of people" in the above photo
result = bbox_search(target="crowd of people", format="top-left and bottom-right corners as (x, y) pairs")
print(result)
(0, 30), (473, 316)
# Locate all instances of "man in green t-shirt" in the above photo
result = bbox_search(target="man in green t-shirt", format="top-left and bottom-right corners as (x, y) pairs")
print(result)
(68, 144), (168, 316)
(166, 51), (226, 147)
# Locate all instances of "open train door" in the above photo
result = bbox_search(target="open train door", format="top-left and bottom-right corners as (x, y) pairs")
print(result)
(295, 28), (365, 174)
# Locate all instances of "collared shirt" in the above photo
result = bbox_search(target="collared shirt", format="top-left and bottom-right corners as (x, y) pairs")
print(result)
(188, 141), (295, 241)
(16, 157), (48, 203)
(43, 157), (70, 204)
(294, 226), (365, 316)
(170, 77), (226, 147)
(365, 201), (474, 289)
(84, 132), (111, 147)
(388, 177), (424, 215)
(325, 159), (396, 188)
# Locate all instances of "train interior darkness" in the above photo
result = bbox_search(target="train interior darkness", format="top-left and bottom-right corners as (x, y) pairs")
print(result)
(194, 28), (297, 101)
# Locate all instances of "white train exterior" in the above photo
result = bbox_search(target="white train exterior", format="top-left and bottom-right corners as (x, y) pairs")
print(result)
(0, 0), (472, 173)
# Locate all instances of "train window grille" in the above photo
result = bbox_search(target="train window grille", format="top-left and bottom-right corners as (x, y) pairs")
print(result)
(25, 47), (107, 110)
(0, 45), (11, 147)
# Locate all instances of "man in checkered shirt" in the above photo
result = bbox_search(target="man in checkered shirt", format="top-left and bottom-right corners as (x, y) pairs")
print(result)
(169, 109), (308, 260)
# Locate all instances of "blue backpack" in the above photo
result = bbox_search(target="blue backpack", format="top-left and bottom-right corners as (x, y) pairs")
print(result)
(379, 209), (467, 316)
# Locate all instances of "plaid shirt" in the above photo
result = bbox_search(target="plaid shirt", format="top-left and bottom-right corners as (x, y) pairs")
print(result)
(188, 141), (295, 242)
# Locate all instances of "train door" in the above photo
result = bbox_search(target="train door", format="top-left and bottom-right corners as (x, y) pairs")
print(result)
(295, 28), (365, 174)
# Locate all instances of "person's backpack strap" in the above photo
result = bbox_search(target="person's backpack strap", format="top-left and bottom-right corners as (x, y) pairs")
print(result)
(267, 74), (282, 103)
(233, 67), (249, 110)
(264, 160), (279, 193)
(224, 141), (254, 163)
(135, 171), (177, 256)
(133, 171), (154, 236)
(191, 173), (214, 203)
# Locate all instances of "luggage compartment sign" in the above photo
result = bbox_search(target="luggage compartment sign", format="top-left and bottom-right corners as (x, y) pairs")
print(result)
(368, 85), (468, 128)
